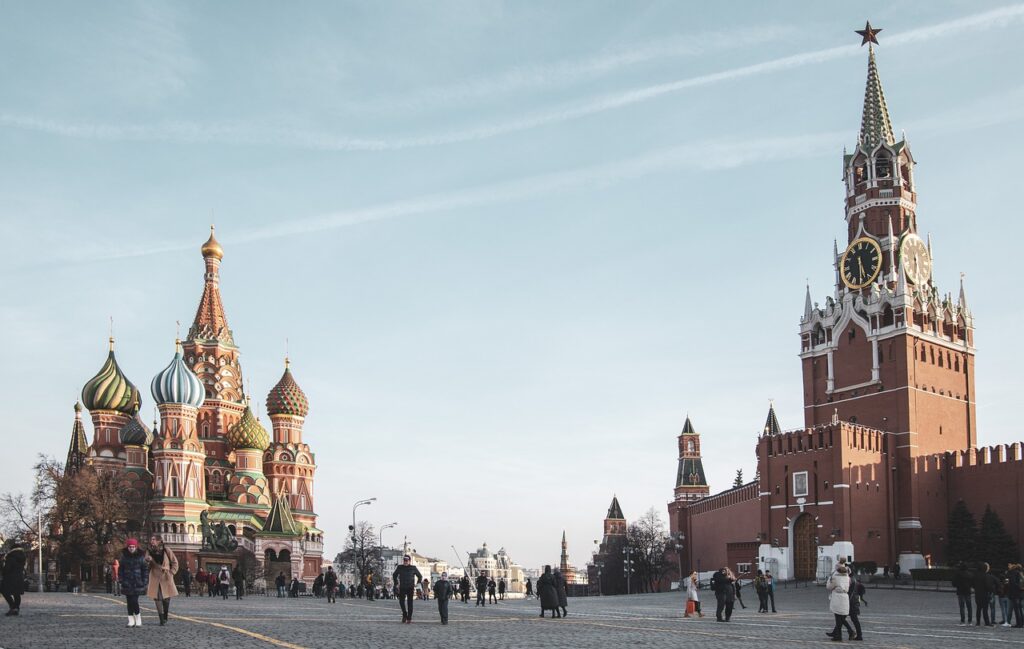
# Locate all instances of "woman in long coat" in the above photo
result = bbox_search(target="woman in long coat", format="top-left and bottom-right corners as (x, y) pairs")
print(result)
(119, 539), (148, 627)
(826, 565), (855, 641)
(537, 565), (560, 618)
(1, 545), (26, 616)
(553, 569), (568, 618)
(146, 535), (179, 626)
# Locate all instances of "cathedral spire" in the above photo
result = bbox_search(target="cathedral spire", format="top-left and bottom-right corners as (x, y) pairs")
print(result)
(65, 401), (89, 474)
(188, 226), (234, 346)
(857, 27), (895, 149)
(763, 401), (782, 436)
(803, 283), (813, 320)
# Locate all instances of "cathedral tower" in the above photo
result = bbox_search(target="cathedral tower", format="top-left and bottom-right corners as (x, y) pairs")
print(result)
(149, 339), (209, 542)
(183, 226), (246, 500)
(65, 402), (89, 475)
(264, 358), (318, 527)
(81, 337), (140, 473)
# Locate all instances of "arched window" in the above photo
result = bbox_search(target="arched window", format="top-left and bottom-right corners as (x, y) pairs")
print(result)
(875, 151), (892, 178)
(686, 440), (695, 453)
(881, 304), (894, 328)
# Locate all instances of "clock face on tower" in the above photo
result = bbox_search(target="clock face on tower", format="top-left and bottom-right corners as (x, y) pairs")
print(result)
(841, 237), (882, 289)
(899, 233), (932, 285)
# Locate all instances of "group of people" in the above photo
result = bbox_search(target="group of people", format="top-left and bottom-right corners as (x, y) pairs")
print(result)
(117, 535), (178, 627)
(825, 559), (866, 641)
(952, 561), (1024, 627)
(536, 565), (569, 618)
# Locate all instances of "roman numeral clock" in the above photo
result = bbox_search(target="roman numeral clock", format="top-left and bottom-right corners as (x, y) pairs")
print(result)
(840, 237), (882, 289)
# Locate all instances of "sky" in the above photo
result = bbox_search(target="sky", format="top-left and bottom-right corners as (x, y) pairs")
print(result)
(1, 1), (1023, 572)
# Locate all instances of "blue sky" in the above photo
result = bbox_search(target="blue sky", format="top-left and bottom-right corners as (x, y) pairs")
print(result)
(2, 1), (1023, 571)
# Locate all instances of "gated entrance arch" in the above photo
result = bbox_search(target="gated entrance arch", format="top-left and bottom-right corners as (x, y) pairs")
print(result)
(793, 514), (817, 581)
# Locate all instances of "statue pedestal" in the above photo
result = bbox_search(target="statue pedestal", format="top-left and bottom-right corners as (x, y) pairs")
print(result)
(196, 550), (240, 575)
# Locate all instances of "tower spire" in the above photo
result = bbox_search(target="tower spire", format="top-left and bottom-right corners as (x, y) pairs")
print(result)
(65, 401), (89, 474)
(856, 24), (895, 149)
(188, 227), (234, 345)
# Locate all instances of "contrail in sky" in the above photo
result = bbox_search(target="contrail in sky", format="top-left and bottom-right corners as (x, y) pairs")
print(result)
(1, 4), (1022, 151)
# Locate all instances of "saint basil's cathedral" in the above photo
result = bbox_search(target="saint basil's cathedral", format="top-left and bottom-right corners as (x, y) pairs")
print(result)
(66, 228), (323, 583)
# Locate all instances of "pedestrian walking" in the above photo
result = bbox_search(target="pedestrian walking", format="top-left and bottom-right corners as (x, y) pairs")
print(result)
(525, 577), (533, 599)
(196, 567), (208, 596)
(289, 577), (300, 597)
(537, 565), (560, 618)
(232, 564), (245, 599)
(434, 572), (453, 625)
(325, 567), (338, 603)
(112, 557), (121, 596)
(217, 565), (231, 599)
(734, 577), (746, 609)
(996, 570), (1010, 626)
(553, 568), (568, 618)
(826, 565), (855, 641)
(684, 571), (703, 618)
(393, 555), (423, 623)
(145, 535), (179, 626)
(181, 565), (192, 597)
(422, 578), (431, 601)
(498, 577), (507, 600)
(460, 575), (470, 603)
(766, 570), (777, 612)
(118, 538), (148, 627)
(475, 573), (488, 607)
(1, 544), (26, 617)
(487, 576), (497, 604)
(952, 562), (973, 626)
(847, 575), (864, 640)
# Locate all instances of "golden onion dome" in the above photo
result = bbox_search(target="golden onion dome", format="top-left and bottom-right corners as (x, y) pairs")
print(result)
(226, 405), (270, 451)
(201, 225), (224, 260)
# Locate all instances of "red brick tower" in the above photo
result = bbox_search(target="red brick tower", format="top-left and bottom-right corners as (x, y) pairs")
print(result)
(183, 226), (246, 500)
(672, 416), (710, 504)
(796, 27), (975, 571)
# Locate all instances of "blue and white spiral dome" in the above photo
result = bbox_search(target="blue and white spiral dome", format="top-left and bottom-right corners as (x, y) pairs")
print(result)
(151, 340), (206, 408)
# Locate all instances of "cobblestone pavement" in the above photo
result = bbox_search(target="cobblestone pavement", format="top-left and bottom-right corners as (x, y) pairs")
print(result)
(2, 586), (1024, 649)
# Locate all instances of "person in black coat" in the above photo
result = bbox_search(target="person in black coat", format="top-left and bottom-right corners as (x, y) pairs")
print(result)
(118, 539), (148, 627)
(324, 567), (339, 603)
(232, 566), (245, 600)
(2, 546), (27, 616)
(975, 562), (1000, 626)
(537, 565), (560, 618)
(459, 575), (470, 603)
(1007, 563), (1024, 628)
(951, 562), (973, 625)
(846, 576), (864, 640)
(392, 555), (423, 623)
(434, 572), (453, 625)
(180, 566), (192, 597)
(553, 569), (568, 618)
(475, 573), (488, 607)
(710, 567), (735, 622)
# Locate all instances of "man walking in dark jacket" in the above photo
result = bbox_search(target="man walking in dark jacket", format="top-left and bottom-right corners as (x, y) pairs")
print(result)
(1008, 563), (1024, 628)
(476, 572), (488, 607)
(710, 568), (735, 622)
(392, 555), (423, 623)
(232, 565), (245, 599)
(324, 566), (338, 603)
(434, 572), (453, 625)
(459, 575), (470, 603)
(952, 563), (973, 625)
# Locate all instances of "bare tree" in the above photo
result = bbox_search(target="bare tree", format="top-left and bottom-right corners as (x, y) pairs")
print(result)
(627, 508), (671, 593)
(335, 521), (379, 589)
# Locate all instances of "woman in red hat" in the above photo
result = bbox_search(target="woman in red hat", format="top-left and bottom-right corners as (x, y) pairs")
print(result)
(118, 538), (148, 627)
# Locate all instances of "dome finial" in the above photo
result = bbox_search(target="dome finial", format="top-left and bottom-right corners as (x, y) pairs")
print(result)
(201, 224), (224, 260)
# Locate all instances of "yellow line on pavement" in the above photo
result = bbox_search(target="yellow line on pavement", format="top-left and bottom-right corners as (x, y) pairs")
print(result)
(90, 595), (310, 649)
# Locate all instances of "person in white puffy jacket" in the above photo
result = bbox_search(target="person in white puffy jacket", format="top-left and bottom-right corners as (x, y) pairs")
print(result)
(826, 565), (856, 641)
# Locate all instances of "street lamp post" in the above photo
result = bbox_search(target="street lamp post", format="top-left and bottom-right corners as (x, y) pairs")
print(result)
(674, 532), (685, 590)
(350, 498), (375, 586)
(36, 476), (43, 593)
(623, 546), (633, 595)
(379, 522), (397, 571)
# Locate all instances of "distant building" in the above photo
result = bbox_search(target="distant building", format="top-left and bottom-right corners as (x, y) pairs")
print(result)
(465, 543), (526, 593)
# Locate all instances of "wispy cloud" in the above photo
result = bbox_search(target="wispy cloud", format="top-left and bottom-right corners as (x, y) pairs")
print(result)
(2, 4), (1022, 151)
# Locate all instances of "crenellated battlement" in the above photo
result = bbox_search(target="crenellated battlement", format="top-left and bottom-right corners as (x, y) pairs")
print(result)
(760, 421), (886, 458)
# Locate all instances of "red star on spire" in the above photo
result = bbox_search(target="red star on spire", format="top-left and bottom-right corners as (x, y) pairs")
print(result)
(856, 21), (882, 46)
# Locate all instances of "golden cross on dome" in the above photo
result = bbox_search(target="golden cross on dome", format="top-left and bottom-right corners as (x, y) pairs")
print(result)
(856, 21), (882, 46)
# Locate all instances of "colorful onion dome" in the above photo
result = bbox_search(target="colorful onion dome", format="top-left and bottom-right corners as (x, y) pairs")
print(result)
(81, 338), (141, 414)
(151, 340), (206, 408)
(201, 225), (224, 260)
(119, 414), (154, 446)
(266, 358), (309, 418)
(226, 405), (270, 451)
